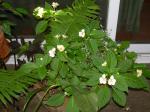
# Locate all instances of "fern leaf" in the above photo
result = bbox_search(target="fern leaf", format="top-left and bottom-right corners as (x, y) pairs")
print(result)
(0, 70), (38, 105)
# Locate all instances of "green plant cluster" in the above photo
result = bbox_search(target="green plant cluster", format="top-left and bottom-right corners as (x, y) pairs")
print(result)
(0, 0), (150, 112)
(0, 1), (28, 36)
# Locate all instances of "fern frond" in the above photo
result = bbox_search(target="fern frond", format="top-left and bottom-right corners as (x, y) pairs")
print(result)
(0, 70), (37, 105)
(51, 0), (100, 37)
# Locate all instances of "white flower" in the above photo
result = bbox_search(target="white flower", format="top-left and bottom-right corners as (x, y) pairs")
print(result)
(52, 2), (59, 9)
(49, 48), (56, 57)
(108, 75), (116, 86)
(34, 7), (45, 18)
(137, 69), (142, 77)
(114, 49), (117, 52)
(62, 34), (68, 39)
(57, 45), (65, 52)
(101, 61), (107, 67)
(55, 34), (61, 39)
(79, 29), (85, 38)
(99, 74), (107, 85)
(40, 58), (43, 60)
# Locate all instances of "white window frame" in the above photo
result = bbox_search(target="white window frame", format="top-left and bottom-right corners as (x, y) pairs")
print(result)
(107, 0), (150, 63)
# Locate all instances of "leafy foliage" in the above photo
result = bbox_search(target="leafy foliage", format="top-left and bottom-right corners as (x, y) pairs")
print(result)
(0, 1), (28, 36)
(31, 0), (150, 111)
(0, 70), (37, 105)
(0, 0), (150, 111)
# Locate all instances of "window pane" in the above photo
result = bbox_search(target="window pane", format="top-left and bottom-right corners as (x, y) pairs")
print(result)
(116, 0), (150, 43)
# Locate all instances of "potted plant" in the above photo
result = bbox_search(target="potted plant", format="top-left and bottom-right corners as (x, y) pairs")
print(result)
(0, 26), (10, 62)
(0, 0), (150, 112)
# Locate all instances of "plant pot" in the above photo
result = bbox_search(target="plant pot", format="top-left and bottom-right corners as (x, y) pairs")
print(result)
(0, 31), (10, 62)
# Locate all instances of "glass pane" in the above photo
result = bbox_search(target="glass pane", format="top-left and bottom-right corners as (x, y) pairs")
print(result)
(116, 0), (150, 43)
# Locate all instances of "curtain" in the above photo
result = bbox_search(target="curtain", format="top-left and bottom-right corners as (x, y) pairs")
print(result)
(118, 0), (144, 32)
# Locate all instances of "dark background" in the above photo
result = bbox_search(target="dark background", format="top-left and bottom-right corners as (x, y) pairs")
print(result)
(4, 0), (108, 36)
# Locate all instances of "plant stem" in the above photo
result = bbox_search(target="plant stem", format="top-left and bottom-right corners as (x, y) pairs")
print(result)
(33, 85), (57, 112)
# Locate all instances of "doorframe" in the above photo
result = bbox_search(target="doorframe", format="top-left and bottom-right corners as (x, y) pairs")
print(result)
(107, 0), (150, 63)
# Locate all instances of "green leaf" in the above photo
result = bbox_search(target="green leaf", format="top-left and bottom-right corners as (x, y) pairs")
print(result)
(2, 22), (11, 35)
(114, 75), (128, 92)
(112, 88), (126, 107)
(16, 8), (28, 15)
(51, 58), (60, 73)
(45, 2), (52, 10)
(46, 93), (65, 106)
(0, 94), (7, 105)
(139, 76), (150, 91)
(118, 41), (130, 52)
(2, 2), (13, 9)
(74, 92), (98, 112)
(118, 59), (133, 73)
(124, 74), (146, 89)
(35, 54), (51, 67)
(86, 75), (99, 86)
(88, 39), (98, 54)
(60, 64), (68, 78)
(19, 62), (37, 74)
(90, 30), (106, 39)
(47, 71), (57, 80)
(66, 96), (79, 112)
(143, 69), (150, 78)
(97, 86), (111, 109)
(106, 50), (117, 69)
(36, 20), (48, 34)
(37, 67), (47, 80)
(71, 76), (80, 86)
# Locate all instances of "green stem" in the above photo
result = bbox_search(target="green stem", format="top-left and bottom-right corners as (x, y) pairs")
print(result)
(33, 85), (57, 112)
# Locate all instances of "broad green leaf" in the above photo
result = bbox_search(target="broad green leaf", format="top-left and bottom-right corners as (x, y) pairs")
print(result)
(106, 50), (117, 69)
(66, 96), (79, 112)
(118, 59), (133, 73)
(90, 30), (106, 39)
(35, 54), (51, 67)
(36, 20), (48, 34)
(97, 86), (111, 109)
(88, 39), (98, 54)
(86, 75), (99, 86)
(92, 55), (105, 72)
(19, 62), (37, 73)
(139, 76), (150, 91)
(114, 75), (128, 92)
(46, 93), (65, 106)
(37, 67), (47, 80)
(143, 69), (150, 78)
(112, 88), (126, 107)
(51, 58), (60, 73)
(124, 74), (146, 89)
(47, 71), (57, 80)
(71, 76), (80, 86)
(60, 64), (68, 78)
(74, 92), (98, 112)
(68, 63), (82, 76)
